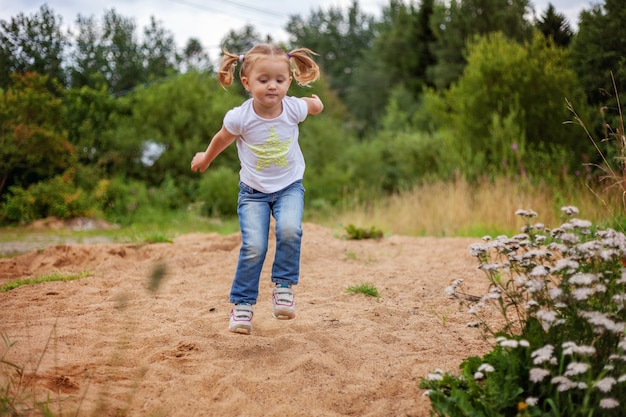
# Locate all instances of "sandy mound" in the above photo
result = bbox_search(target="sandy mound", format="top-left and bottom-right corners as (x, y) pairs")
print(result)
(0, 223), (491, 416)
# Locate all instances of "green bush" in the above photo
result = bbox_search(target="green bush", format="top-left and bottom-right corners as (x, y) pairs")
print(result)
(97, 177), (151, 225)
(196, 166), (239, 217)
(421, 207), (626, 416)
(0, 175), (96, 224)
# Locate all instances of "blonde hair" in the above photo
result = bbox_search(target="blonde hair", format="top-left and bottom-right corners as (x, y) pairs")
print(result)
(217, 43), (320, 88)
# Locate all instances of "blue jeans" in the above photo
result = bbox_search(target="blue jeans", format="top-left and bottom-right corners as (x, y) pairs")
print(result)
(229, 180), (304, 305)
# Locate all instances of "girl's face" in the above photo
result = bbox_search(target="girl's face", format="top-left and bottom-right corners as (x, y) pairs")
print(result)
(241, 56), (292, 117)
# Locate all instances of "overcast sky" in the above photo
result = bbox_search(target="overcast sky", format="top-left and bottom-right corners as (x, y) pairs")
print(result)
(1, 0), (593, 60)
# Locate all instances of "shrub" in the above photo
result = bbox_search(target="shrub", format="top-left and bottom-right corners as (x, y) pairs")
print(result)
(421, 207), (626, 416)
(196, 166), (239, 217)
(0, 175), (96, 224)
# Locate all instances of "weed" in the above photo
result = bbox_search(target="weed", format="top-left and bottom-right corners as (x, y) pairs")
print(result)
(0, 271), (90, 292)
(347, 283), (380, 298)
(344, 224), (384, 240)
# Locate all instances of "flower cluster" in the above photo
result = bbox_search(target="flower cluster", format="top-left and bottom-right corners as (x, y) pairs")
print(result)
(422, 207), (626, 417)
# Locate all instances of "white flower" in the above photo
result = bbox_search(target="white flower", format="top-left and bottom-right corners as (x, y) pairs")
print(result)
(478, 363), (495, 373)
(526, 279), (546, 293)
(519, 339), (530, 347)
(529, 367), (550, 383)
(570, 218), (592, 229)
(560, 233), (580, 244)
(474, 371), (485, 380)
(573, 287), (595, 301)
(532, 345), (555, 365)
(500, 339), (519, 348)
(564, 362), (590, 376)
(580, 311), (625, 334)
(548, 288), (563, 300)
(561, 206), (579, 216)
(537, 310), (557, 324)
(427, 373), (443, 381)
(552, 376), (576, 392)
(469, 243), (488, 257)
(551, 258), (579, 273)
(444, 286), (456, 296)
(529, 265), (550, 277)
(516, 209), (538, 218)
(569, 273), (599, 286)
(526, 397), (539, 406)
(599, 398), (619, 409)
(595, 377), (617, 393)
(562, 341), (595, 356)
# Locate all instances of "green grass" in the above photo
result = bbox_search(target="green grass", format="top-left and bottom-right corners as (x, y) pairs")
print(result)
(0, 271), (90, 292)
(346, 283), (380, 298)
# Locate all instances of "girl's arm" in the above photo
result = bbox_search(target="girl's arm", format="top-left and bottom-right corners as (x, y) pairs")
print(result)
(191, 125), (237, 173)
(302, 94), (324, 115)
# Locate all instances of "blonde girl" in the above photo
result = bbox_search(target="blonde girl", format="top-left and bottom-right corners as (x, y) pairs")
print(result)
(191, 44), (324, 334)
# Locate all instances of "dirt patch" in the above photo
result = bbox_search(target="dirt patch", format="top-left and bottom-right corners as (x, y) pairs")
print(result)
(0, 223), (492, 416)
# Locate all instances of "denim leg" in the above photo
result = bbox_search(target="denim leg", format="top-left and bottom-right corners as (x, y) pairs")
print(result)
(230, 184), (271, 305)
(271, 181), (304, 286)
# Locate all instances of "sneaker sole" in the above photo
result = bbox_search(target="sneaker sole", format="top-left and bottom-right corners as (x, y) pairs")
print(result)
(272, 309), (296, 320)
(229, 324), (252, 334)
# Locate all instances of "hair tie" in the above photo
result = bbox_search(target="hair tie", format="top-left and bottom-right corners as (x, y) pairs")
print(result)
(286, 52), (291, 59)
(239, 54), (245, 62)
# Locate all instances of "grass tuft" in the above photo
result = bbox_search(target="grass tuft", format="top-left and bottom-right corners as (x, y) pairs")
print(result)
(347, 283), (380, 298)
(0, 271), (90, 292)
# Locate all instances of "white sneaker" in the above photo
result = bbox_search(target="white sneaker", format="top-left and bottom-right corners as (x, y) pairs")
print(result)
(229, 304), (253, 334)
(272, 285), (296, 320)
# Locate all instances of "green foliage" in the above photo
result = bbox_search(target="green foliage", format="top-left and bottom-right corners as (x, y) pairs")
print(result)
(347, 283), (380, 298)
(196, 166), (239, 217)
(569, 0), (626, 107)
(443, 32), (591, 177)
(375, 0), (436, 94)
(0, 4), (67, 89)
(285, 1), (376, 102)
(535, 4), (574, 48)
(422, 208), (626, 416)
(344, 224), (383, 240)
(0, 72), (75, 197)
(428, 0), (534, 89)
(0, 174), (96, 224)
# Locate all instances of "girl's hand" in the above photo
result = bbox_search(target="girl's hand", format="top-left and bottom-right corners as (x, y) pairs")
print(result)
(306, 94), (324, 115)
(191, 152), (209, 173)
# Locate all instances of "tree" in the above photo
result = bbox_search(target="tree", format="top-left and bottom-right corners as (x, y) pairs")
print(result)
(375, 0), (436, 93)
(0, 73), (74, 197)
(182, 38), (212, 73)
(0, 4), (68, 90)
(285, 0), (376, 100)
(535, 3), (574, 47)
(69, 9), (144, 94)
(442, 32), (589, 177)
(428, 0), (534, 90)
(142, 16), (180, 80)
(569, 0), (626, 107)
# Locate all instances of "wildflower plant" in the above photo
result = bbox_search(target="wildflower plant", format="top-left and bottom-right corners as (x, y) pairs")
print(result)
(421, 207), (626, 417)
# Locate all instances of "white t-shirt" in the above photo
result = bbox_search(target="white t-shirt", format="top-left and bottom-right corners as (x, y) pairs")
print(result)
(224, 96), (308, 193)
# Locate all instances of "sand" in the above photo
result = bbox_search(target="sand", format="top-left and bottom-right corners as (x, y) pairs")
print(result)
(0, 223), (492, 416)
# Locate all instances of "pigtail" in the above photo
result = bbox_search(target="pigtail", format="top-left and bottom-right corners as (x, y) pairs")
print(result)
(287, 48), (321, 86)
(217, 50), (241, 87)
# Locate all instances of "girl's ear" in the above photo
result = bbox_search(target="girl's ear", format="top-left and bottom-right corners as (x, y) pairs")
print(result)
(241, 76), (249, 91)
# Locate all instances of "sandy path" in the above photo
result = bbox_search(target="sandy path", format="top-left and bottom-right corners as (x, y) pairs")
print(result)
(0, 223), (491, 416)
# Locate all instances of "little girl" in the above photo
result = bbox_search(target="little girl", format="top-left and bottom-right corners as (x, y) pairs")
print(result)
(190, 43), (324, 334)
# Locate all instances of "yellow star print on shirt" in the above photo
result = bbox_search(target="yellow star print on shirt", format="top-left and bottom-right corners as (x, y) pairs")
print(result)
(249, 126), (292, 171)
